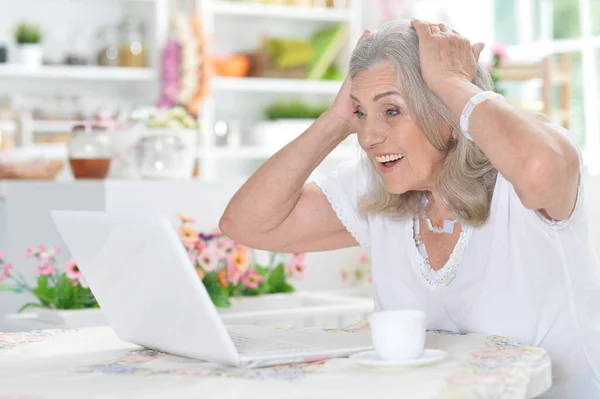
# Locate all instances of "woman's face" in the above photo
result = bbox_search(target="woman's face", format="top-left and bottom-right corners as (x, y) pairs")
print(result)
(350, 61), (450, 194)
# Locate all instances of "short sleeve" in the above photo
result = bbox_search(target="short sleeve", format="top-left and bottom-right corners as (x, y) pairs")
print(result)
(504, 123), (584, 229)
(311, 159), (371, 248)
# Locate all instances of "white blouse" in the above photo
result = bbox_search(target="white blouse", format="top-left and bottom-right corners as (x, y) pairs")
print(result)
(313, 126), (600, 398)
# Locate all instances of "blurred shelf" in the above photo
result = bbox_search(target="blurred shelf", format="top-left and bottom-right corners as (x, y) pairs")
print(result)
(202, 145), (358, 159)
(212, 76), (342, 94)
(0, 65), (157, 81)
(0, 144), (67, 162)
(212, 1), (352, 22)
(64, 0), (165, 2)
(0, 120), (16, 132)
(30, 120), (86, 134)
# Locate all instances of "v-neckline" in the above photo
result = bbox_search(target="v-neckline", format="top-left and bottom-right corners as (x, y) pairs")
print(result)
(405, 218), (472, 290)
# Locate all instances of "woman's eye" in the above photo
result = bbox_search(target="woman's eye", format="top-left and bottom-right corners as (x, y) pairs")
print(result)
(354, 109), (366, 118)
(386, 109), (400, 117)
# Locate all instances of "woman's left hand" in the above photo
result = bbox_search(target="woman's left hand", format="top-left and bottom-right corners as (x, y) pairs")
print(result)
(410, 18), (485, 96)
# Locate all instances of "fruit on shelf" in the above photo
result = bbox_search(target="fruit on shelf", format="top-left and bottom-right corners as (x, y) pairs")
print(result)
(214, 55), (250, 77)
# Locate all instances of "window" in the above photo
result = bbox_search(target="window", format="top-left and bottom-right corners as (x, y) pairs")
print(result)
(494, 0), (600, 173)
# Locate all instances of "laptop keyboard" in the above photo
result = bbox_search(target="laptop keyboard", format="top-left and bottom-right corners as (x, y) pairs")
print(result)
(229, 332), (319, 356)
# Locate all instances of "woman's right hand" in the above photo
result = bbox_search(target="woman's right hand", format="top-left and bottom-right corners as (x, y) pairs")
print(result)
(328, 29), (371, 133)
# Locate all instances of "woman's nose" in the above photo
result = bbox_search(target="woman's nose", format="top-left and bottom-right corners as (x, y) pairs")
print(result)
(360, 118), (387, 148)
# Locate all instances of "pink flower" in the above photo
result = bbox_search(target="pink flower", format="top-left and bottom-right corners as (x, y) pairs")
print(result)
(340, 268), (348, 282)
(179, 225), (199, 248)
(39, 247), (61, 261)
(241, 269), (264, 290)
(64, 258), (82, 280)
(358, 252), (369, 264)
(229, 250), (249, 274)
(197, 247), (219, 272)
(34, 258), (55, 276)
(292, 253), (306, 263)
(0, 251), (4, 261)
(177, 213), (196, 224)
(289, 261), (307, 279)
(38, 265), (55, 276)
(227, 263), (244, 285)
(194, 239), (206, 253)
(491, 43), (508, 60)
(26, 245), (46, 258)
(285, 254), (307, 280)
(0, 263), (12, 282)
(78, 275), (89, 288)
(217, 238), (236, 257)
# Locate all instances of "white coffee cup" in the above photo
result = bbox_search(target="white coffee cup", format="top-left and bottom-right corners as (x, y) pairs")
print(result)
(368, 310), (426, 361)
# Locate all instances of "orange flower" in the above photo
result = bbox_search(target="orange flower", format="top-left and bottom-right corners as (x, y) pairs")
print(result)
(178, 213), (196, 224)
(196, 267), (205, 280)
(179, 225), (199, 247)
(218, 269), (228, 287)
(231, 250), (249, 273)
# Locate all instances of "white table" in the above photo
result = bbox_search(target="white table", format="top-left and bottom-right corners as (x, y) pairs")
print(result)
(0, 325), (551, 399)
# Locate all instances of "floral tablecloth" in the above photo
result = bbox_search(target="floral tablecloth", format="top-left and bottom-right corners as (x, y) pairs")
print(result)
(0, 326), (551, 399)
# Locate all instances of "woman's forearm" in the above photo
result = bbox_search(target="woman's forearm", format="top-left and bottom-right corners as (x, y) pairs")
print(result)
(435, 78), (579, 214)
(220, 111), (350, 237)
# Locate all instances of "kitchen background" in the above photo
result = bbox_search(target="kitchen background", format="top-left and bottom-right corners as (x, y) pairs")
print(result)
(0, 0), (599, 329)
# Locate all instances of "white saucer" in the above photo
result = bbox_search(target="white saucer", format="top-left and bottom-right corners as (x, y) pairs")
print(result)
(349, 349), (448, 368)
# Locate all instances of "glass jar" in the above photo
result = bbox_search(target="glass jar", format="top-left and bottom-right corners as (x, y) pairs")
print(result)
(119, 17), (146, 68)
(68, 123), (112, 179)
(96, 25), (120, 67)
(136, 134), (186, 179)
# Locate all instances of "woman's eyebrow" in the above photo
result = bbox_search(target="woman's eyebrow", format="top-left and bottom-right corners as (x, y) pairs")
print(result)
(373, 91), (402, 101)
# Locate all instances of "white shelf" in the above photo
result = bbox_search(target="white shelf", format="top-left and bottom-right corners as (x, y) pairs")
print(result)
(212, 76), (342, 94)
(204, 145), (358, 160)
(0, 120), (16, 132)
(30, 120), (86, 134)
(0, 144), (67, 162)
(0, 65), (156, 81)
(212, 1), (352, 22)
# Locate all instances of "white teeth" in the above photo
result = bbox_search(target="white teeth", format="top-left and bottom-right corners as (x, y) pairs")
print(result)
(375, 153), (403, 163)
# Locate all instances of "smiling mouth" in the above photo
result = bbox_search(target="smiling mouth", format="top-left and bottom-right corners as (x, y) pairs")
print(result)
(375, 153), (403, 168)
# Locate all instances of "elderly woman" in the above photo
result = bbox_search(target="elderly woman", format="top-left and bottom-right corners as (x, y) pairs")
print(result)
(220, 19), (600, 397)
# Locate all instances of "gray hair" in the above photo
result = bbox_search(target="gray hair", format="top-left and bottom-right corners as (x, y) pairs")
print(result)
(349, 20), (497, 225)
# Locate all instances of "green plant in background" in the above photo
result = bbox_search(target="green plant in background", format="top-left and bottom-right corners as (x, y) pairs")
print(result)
(0, 246), (98, 312)
(264, 100), (329, 120)
(14, 22), (42, 44)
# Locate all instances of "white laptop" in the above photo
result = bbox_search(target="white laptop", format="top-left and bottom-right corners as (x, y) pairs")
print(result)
(51, 210), (372, 368)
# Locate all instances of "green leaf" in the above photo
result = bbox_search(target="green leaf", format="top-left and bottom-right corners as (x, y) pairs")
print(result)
(202, 271), (231, 308)
(32, 280), (55, 308)
(18, 302), (44, 313)
(54, 274), (75, 309)
(267, 263), (286, 293)
(209, 288), (231, 308)
(37, 275), (49, 291)
(281, 282), (295, 293)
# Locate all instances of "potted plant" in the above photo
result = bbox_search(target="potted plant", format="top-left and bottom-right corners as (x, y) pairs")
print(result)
(248, 100), (329, 150)
(0, 245), (103, 326)
(176, 213), (307, 309)
(14, 22), (43, 68)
